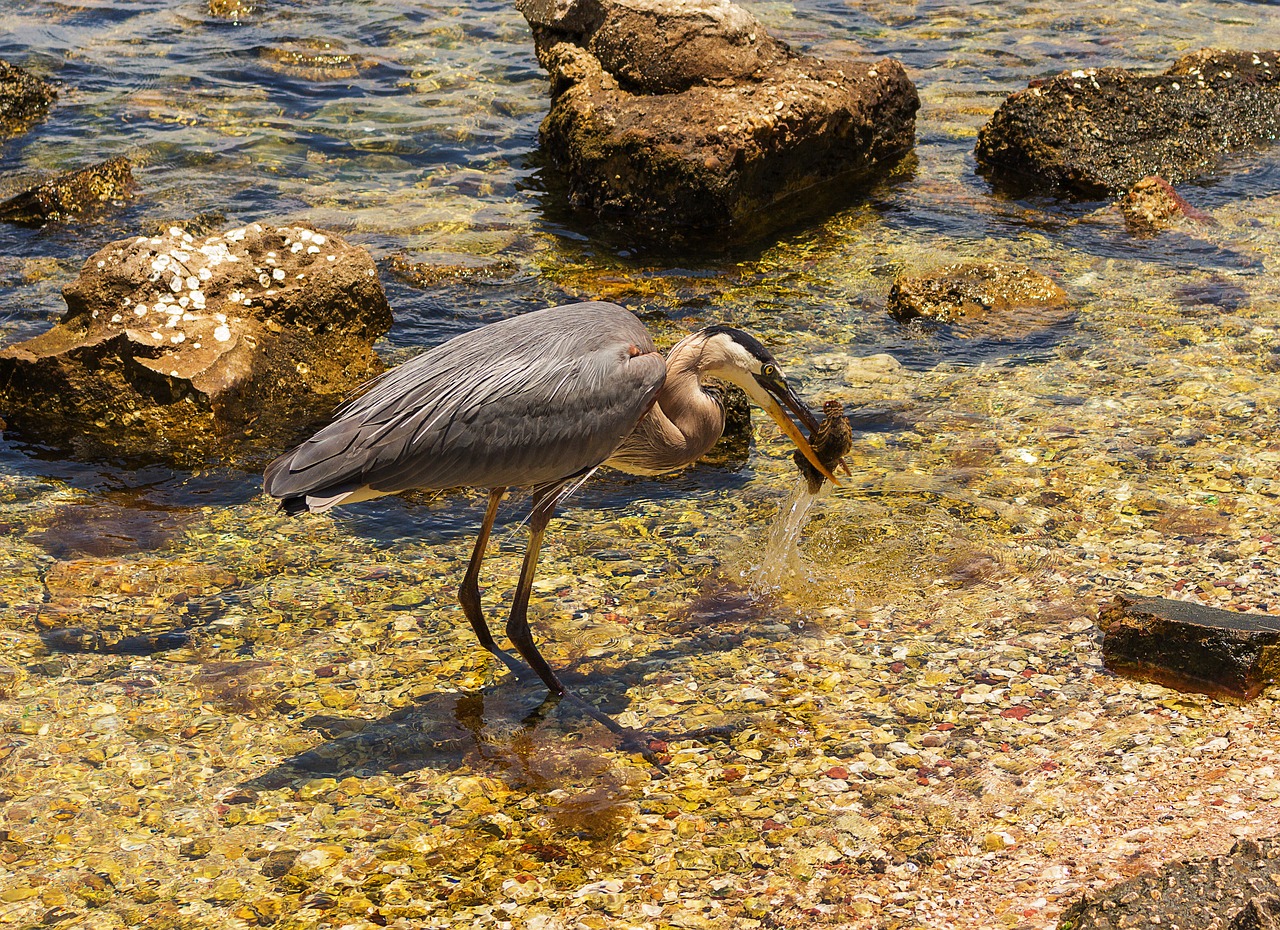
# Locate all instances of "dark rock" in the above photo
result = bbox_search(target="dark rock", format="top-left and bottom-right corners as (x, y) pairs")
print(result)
(518, 0), (918, 231)
(1119, 175), (1217, 236)
(1099, 595), (1280, 700)
(0, 157), (135, 225)
(0, 222), (391, 465)
(1060, 838), (1280, 930)
(887, 261), (1067, 326)
(40, 627), (191, 655)
(1231, 896), (1280, 930)
(794, 399), (851, 493)
(0, 59), (57, 139)
(260, 848), (300, 879)
(699, 382), (751, 470)
(976, 49), (1280, 197)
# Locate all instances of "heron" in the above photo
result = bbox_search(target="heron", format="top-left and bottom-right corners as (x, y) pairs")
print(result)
(264, 300), (839, 744)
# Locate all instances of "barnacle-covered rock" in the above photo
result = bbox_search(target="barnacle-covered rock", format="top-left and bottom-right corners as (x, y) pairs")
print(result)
(0, 222), (391, 464)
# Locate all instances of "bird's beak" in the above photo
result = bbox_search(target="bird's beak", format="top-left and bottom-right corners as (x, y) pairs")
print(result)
(755, 374), (843, 487)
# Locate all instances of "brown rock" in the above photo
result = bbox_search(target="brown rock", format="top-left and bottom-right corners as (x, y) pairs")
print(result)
(1099, 595), (1280, 700)
(520, 0), (788, 94)
(208, 0), (257, 20)
(0, 157), (135, 225)
(886, 261), (1066, 326)
(259, 40), (370, 81)
(386, 254), (521, 289)
(1119, 175), (1217, 236)
(0, 222), (391, 464)
(518, 0), (918, 232)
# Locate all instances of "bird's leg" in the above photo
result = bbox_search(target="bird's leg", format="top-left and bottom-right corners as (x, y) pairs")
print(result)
(505, 489), (672, 766)
(503, 487), (571, 698)
(457, 487), (528, 680)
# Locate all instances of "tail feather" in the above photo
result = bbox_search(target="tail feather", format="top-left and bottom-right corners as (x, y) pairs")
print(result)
(279, 496), (310, 516)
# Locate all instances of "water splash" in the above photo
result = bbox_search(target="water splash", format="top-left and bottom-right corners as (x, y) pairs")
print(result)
(747, 476), (830, 596)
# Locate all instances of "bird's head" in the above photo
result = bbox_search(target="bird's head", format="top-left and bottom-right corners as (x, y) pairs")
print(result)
(696, 326), (843, 486)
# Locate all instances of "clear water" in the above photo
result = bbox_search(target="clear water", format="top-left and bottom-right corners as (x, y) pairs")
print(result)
(2, 0), (1278, 656)
(1, 2), (1276, 579)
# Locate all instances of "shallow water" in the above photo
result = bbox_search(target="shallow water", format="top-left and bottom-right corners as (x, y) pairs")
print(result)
(2, 2), (1280, 928)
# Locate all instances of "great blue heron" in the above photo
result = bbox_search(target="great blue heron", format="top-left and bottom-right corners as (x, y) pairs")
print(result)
(264, 300), (839, 742)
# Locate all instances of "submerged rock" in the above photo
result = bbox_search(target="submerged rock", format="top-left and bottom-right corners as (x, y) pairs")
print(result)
(1061, 837), (1280, 930)
(0, 222), (391, 464)
(1119, 175), (1216, 236)
(386, 253), (521, 288)
(976, 49), (1280, 197)
(887, 261), (1066, 326)
(518, 0), (918, 232)
(700, 382), (752, 470)
(259, 40), (370, 81)
(0, 156), (135, 225)
(1099, 595), (1280, 700)
(0, 59), (57, 139)
(208, 0), (258, 20)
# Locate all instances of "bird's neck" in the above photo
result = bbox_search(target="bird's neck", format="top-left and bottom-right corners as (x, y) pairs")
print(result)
(657, 338), (723, 442)
(605, 335), (725, 475)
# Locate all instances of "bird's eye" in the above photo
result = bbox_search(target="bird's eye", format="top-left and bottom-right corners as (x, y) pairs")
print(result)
(762, 364), (778, 378)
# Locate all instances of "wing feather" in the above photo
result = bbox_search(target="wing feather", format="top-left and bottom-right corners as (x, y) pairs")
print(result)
(264, 302), (666, 502)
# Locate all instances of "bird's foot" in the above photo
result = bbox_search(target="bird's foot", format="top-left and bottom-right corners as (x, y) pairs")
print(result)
(486, 646), (535, 683)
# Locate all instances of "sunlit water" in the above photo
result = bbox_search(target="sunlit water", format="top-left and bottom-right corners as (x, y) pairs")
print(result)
(2, 3), (1280, 923)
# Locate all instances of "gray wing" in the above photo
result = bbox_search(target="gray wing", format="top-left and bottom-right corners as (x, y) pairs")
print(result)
(264, 301), (666, 501)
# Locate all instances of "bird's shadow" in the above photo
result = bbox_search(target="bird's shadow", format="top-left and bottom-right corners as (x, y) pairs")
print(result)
(240, 579), (810, 791)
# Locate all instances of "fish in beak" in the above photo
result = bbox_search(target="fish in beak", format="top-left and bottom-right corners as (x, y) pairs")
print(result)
(752, 370), (843, 487)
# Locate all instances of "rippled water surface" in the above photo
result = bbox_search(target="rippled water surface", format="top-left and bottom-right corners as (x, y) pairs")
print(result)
(2, 1), (1280, 927)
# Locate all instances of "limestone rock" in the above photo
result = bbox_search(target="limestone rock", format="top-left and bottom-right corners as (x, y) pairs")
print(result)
(887, 261), (1066, 326)
(0, 156), (135, 225)
(1099, 595), (1280, 700)
(0, 222), (391, 464)
(518, 0), (918, 232)
(976, 49), (1280, 196)
(0, 59), (56, 139)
